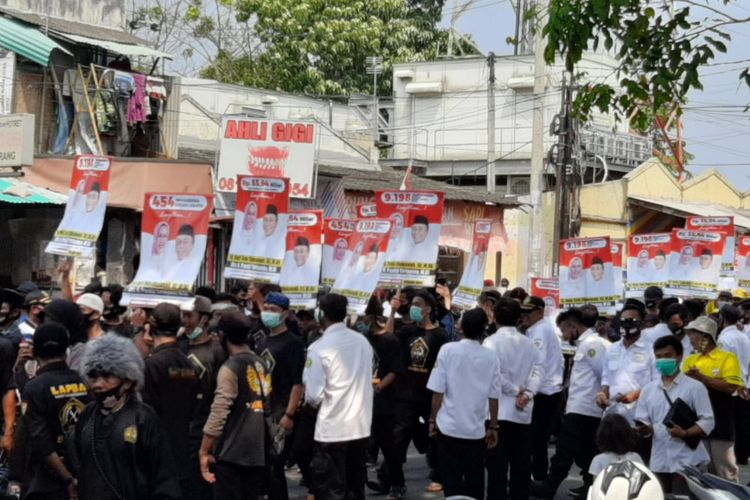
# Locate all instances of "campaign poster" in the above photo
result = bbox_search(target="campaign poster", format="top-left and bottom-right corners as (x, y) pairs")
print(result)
(375, 190), (444, 286)
(737, 235), (750, 291)
(357, 203), (377, 218)
(217, 117), (316, 198)
(45, 155), (111, 258)
(280, 210), (323, 309)
(625, 233), (672, 297)
(686, 216), (735, 276)
(452, 219), (492, 310)
(122, 193), (213, 307)
(225, 176), (290, 283)
(331, 219), (392, 315)
(667, 228), (726, 298)
(559, 236), (618, 309)
(611, 242), (625, 299)
(531, 278), (560, 318)
(321, 218), (357, 286)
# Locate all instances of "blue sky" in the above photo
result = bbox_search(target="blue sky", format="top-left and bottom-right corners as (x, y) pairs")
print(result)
(446, 0), (750, 190)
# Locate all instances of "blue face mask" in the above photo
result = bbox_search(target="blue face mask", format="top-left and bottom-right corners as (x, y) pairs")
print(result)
(655, 358), (679, 377)
(187, 326), (203, 341)
(409, 305), (424, 323)
(261, 311), (283, 329)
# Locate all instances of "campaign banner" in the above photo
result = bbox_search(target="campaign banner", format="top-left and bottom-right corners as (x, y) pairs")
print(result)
(217, 117), (316, 198)
(376, 190), (444, 287)
(737, 235), (750, 291)
(45, 155), (110, 258)
(453, 219), (492, 309)
(686, 216), (735, 276)
(559, 236), (618, 309)
(666, 228), (726, 298)
(611, 242), (625, 298)
(531, 278), (560, 317)
(280, 210), (323, 309)
(357, 203), (377, 218)
(321, 218), (357, 286)
(122, 193), (213, 307)
(626, 233), (672, 297)
(225, 176), (290, 283)
(331, 219), (392, 315)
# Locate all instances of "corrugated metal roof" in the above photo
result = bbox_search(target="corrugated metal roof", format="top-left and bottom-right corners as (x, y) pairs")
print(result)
(0, 15), (71, 66)
(0, 178), (67, 205)
(629, 195), (750, 230)
(58, 33), (173, 59)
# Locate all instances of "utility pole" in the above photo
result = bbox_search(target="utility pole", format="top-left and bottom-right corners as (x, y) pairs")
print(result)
(551, 74), (577, 272)
(526, 0), (548, 281)
(366, 56), (383, 165)
(487, 52), (496, 194)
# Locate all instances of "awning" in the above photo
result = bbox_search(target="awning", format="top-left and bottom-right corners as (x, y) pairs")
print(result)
(57, 33), (173, 59)
(0, 178), (67, 205)
(0, 16), (72, 66)
(629, 194), (750, 231)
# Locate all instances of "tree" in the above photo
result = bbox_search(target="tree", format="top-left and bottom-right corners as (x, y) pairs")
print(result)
(202, 0), (473, 95)
(542, 0), (750, 132)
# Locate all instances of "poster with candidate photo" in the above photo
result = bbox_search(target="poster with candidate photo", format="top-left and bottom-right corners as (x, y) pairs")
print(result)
(280, 210), (323, 309)
(686, 216), (735, 277)
(122, 193), (213, 307)
(666, 228), (726, 299)
(375, 190), (444, 287)
(45, 155), (111, 258)
(611, 242), (625, 299)
(452, 219), (492, 310)
(626, 233), (672, 297)
(331, 219), (392, 315)
(559, 236), (618, 311)
(225, 176), (290, 283)
(321, 218), (356, 286)
(737, 235), (750, 292)
(530, 277), (560, 318)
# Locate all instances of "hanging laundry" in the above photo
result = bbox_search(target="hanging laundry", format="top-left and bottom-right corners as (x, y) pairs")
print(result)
(113, 71), (136, 96)
(127, 73), (147, 124)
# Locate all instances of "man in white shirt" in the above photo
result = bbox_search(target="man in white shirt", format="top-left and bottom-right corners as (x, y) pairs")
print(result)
(643, 302), (692, 357)
(483, 297), (543, 500)
(533, 305), (611, 499)
(303, 293), (373, 500)
(635, 334), (714, 493)
(427, 308), (501, 500)
(520, 296), (565, 481)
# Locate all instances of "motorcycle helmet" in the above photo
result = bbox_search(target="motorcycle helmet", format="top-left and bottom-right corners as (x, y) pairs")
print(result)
(588, 460), (664, 500)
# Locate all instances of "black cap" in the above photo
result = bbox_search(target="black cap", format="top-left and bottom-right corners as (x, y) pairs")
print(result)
(0, 289), (24, 309)
(520, 296), (546, 311)
(33, 322), (70, 358)
(219, 311), (251, 345)
(643, 286), (663, 301)
(148, 303), (182, 335)
(17, 281), (38, 295)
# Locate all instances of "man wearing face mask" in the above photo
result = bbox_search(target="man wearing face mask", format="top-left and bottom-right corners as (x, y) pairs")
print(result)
(597, 302), (658, 429)
(75, 293), (105, 341)
(181, 296), (227, 500)
(254, 292), (305, 500)
(74, 334), (182, 500)
(386, 287), (417, 335)
(715, 304), (750, 465)
(142, 303), (199, 499)
(0, 288), (24, 343)
(644, 303), (691, 354)
(643, 286), (664, 317)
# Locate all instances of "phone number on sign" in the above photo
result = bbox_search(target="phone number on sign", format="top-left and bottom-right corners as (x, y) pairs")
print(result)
(218, 177), (311, 197)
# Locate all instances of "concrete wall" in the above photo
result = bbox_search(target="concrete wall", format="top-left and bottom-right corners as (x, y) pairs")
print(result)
(0, 0), (125, 30)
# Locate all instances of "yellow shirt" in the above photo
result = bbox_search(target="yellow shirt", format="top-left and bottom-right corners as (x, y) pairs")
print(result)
(682, 348), (743, 387)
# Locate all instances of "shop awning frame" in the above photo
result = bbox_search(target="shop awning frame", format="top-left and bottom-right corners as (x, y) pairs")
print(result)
(54, 32), (173, 59)
(629, 194), (750, 231)
(0, 15), (72, 66)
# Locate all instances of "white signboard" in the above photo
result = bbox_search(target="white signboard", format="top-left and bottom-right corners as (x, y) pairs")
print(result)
(0, 50), (15, 115)
(0, 114), (34, 167)
(216, 116), (316, 199)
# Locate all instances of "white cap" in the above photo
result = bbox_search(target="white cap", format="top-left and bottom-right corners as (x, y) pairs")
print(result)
(76, 293), (104, 314)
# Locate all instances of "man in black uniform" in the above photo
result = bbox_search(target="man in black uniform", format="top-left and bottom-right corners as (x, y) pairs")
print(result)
(13, 322), (88, 499)
(143, 303), (199, 499)
(200, 311), (272, 500)
(254, 292), (305, 500)
(75, 333), (182, 500)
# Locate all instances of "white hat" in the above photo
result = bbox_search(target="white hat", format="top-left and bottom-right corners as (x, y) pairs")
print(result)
(76, 293), (104, 314)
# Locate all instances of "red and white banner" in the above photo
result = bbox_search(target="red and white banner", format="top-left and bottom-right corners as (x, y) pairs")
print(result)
(331, 219), (392, 315)
(375, 190), (444, 286)
(225, 176), (290, 283)
(686, 216), (735, 276)
(531, 278), (560, 317)
(453, 219), (492, 309)
(626, 233), (672, 297)
(611, 242), (625, 298)
(45, 155), (110, 258)
(737, 235), (750, 291)
(667, 228), (726, 298)
(356, 203), (377, 218)
(559, 236), (618, 309)
(321, 218), (356, 286)
(217, 117), (316, 198)
(122, 193), (213, 306)
(280, 210), (323, 309)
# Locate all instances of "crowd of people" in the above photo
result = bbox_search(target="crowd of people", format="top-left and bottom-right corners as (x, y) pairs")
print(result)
(1, 262), (750, 499)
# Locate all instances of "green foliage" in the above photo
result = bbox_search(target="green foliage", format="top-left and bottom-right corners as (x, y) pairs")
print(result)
(543, 0), (747, 132)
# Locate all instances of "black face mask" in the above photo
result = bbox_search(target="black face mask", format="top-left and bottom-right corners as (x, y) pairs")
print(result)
(397, 304), (410, 317)
(93, 382), (126, 409)
(620, 318), (641, 338)
(645, 300), (657, 310)
(668, 324), (684, 336)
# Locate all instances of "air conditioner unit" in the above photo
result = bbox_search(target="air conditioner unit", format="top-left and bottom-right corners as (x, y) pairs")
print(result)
(394, 69), (415, 80)
(405, 82), (443, 95)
